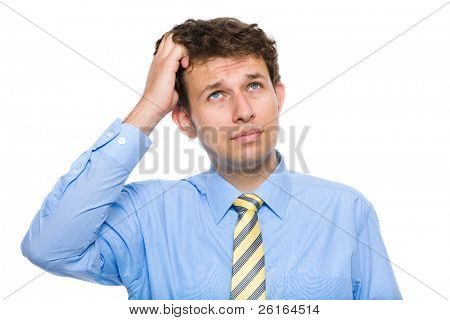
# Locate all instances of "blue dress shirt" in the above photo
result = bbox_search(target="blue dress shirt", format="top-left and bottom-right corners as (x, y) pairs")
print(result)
(21, 118), (402, 300)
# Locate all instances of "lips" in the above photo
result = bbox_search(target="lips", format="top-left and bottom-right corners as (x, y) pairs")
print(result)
(231, 128), (262, 140)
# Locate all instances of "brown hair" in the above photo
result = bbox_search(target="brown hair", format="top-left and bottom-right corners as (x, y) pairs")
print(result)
(153, 17), (281, 113)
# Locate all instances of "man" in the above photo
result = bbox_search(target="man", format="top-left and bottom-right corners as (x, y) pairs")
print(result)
(21, 17), (402, 299)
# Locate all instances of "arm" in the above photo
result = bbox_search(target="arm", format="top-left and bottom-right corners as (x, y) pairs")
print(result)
(20, 32), (190, 286)
(351, 201), (402, 299)
(20, 120), (152, 285)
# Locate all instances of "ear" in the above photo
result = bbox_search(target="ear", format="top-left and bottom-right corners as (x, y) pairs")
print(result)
(171, 104), (197, 139)
(274, 82), (285, 113)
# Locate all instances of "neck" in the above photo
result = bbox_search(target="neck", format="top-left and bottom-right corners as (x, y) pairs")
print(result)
(213, 150), (279, 193)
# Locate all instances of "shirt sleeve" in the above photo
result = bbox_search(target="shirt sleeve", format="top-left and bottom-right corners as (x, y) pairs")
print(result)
(351, 200), (403, 299)
(20, 118), (152, 287)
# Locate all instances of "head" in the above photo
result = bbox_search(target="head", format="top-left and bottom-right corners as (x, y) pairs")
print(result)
(154, 17), (285, 173)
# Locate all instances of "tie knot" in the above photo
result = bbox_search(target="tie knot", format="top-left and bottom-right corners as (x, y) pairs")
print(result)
(232, 193), (264, 215)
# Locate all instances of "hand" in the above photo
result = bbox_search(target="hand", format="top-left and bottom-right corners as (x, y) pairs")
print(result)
(124, 33), (189, 135)
(139, 32), (190, 116)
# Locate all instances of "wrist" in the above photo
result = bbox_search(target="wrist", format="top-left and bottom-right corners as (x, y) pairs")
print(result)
(124, 101), (165, 135)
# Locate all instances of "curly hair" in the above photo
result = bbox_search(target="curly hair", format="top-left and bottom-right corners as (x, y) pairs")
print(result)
(153, 17), (281, 113)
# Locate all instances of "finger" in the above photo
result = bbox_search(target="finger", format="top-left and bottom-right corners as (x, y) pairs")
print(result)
(170, 89), (179, 109)
(160, 32), (177, 58)
(181, 55), (190, 69)
(166, 42), (189, 64)
(156, 32), (171, 56)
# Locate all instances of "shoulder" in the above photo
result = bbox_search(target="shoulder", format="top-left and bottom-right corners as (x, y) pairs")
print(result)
(123, 172), (208, 204)
(287, 170), (375, 232)
(289, 170), (369, 200)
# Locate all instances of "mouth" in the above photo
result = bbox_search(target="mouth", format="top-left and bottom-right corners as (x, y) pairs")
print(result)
(231, 129), (263, 143)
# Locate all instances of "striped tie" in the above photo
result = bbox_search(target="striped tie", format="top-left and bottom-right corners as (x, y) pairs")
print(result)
(230, 193), (266, 300)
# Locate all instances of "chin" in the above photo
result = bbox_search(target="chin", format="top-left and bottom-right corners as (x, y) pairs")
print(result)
(231, 149), (269, 168)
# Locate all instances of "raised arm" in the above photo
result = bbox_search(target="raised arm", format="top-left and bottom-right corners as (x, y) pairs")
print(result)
(20, 32), (190, 286)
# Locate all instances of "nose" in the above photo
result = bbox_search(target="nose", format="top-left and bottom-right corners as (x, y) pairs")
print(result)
(232, 92), (255, 123)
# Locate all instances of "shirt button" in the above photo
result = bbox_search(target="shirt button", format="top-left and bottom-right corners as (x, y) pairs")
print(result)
(71, 168), (80, 174)
(106, 131), (113, 138)
(118, 136), (126, 145)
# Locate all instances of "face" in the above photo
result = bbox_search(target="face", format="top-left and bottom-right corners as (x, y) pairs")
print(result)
(172, 55), (285, 172)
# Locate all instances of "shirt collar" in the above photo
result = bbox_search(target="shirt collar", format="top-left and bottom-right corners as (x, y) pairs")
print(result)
(202, 149), (292, 225)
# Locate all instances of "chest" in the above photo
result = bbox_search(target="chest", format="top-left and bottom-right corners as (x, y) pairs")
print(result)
(143, 214), (354, 299)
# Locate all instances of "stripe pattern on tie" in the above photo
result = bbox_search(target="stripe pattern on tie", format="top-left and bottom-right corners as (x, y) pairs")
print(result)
(230, 193), (266, 300)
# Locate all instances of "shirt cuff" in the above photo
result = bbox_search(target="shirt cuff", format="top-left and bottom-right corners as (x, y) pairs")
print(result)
(90, 118), (152, 172)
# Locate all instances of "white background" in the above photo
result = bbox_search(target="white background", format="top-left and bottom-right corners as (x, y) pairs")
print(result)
(0, 0), (448, 312)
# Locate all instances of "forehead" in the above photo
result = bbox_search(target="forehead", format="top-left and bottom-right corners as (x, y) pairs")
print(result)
(184, 55), (269, 92)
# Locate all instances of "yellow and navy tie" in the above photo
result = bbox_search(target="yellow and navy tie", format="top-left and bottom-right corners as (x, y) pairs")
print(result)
(230, 193), (266, 300)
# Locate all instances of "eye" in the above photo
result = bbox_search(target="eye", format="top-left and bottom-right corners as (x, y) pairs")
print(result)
(207, 82), (263, 101)
(248, 82), (263, 90)
(208, 91), (223, 101)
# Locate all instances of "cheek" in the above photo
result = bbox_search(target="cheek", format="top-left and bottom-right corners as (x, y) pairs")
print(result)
(194, 119), (229, 148)
(195, 111), (230, 136)
(194, 105), (228, 123)
(252, 91), (279, 110)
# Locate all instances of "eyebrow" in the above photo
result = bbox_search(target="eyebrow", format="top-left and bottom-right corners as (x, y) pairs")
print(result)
(198, 73), (267, 99)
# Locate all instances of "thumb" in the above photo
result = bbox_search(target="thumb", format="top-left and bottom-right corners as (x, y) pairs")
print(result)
(170, 89), (180, 110)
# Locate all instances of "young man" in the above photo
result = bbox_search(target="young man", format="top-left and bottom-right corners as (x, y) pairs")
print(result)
(21, 17), (402, 300)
